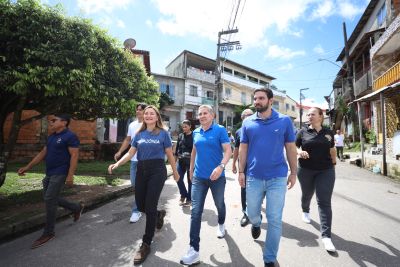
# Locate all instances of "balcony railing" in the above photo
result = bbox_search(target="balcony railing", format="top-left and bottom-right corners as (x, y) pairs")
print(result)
(201, 97), (214, 105)
(186, 66), (215, 84)
(373, 60), (400, 90)
(354, 70), (372, 97)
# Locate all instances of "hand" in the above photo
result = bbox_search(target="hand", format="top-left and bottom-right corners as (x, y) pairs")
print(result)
(65, 178), (74, 187)
(114, 151), (121, 162)
(287, 173), (296, 189)
(108, 163), (118, 174)
(18, 166), (28, 176)
(298, 151), (309, 159)
(210, 166), (223, 181)
(238, 172), (245, 188)
(189, 170), (193, 181)
(173, 171), (180, 182)
(232, 163), (237, 174)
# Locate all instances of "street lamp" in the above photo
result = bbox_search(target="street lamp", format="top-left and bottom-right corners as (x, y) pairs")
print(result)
(299, 88), (309, 128)
(318, 58), (347, 71)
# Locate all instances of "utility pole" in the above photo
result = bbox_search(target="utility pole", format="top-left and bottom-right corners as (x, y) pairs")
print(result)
(299, 88), (309, 128)
(215, 28), (240, 124)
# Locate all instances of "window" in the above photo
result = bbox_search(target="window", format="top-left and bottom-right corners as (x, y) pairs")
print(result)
(223, 67), (233, 75)
(189, 85), (198, 97)
(241, 92), (246, 104)
(377, 3), (386, 27)
(225, 87), (232, 98)
(160, 83), (175, 99)
(291, 105), (295, 112)
(219, 111), (224, 124)
(259, 80), (270, 88)
(234, 70), (246, 79)
(206, 91), (214, 99)
(248, 75), (258, 83)
(286, 103), (290, 111)
(273, 101), (279, 110)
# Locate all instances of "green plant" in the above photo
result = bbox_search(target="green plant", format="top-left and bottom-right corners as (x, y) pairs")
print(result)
(365, 130), (376, 145)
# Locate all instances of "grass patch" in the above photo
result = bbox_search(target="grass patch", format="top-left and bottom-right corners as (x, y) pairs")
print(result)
(1, 161), (128, 206)
(344, 142), (362, 152)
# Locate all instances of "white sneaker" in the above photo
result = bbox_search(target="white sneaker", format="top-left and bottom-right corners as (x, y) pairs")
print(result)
(180, 246), (200, 265)
(302, 212), (311, 224)
(217, 224), (225, 238)
(322, 237), (336, 252)
(129, 212), (142, 223)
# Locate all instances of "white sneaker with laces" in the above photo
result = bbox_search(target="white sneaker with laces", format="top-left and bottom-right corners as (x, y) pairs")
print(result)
(129, 212), (142, 223)
(217, 224), (225, 238)
(322, 237), (336, 252)
(180, 246), (200, 265)
(302, 212), (311, 224)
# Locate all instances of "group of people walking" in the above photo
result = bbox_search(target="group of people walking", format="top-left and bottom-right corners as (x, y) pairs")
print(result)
(19, 87), (338, 266)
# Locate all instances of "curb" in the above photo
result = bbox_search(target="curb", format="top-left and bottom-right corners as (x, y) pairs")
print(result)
(0, 170), (173, 243)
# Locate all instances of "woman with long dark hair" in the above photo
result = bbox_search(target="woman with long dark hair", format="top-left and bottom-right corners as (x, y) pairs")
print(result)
(108, 105), (179, 264)
(296, 107), (337, 252)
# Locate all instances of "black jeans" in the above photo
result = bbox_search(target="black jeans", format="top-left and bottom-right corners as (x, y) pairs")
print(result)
(177, 158), (192, 201)
(136, 159), (167, 245)
(42, 175), (80, 235)
(297, 167), (335, 238)
(241, 176), (246, 214)
(336, 146), (344, 160)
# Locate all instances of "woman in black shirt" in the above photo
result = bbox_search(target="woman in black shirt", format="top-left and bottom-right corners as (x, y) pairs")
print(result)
(175, 120), (193, 206)
(296, 107), (337, 253)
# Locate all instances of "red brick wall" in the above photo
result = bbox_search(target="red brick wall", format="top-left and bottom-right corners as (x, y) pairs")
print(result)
(3, 111), (97, 161)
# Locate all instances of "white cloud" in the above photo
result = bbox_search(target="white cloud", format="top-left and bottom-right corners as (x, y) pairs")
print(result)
(302, 98), (329, 109)
(278, 63), (294, 71)
(77, 0), (134, 14)
(310, 0), (365, 21)
(146, 19), (153, 28)
(311, 0), (334, 20)
(313, 44), (325, 54)
(338, 1), (365, 19)
(99, 16), (113, 26)
(267, 45), (306, 59)
(116, 19), (126, 28)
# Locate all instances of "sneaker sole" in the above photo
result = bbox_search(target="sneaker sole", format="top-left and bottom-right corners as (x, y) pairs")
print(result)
(180, 259), (200, 266)
(31, 235), (55, 249)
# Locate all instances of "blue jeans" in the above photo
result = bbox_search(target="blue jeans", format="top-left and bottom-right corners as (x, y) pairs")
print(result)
(246, 176), (287, 263)
(130, 161), (138, 213)
(189, 176), (226, 251)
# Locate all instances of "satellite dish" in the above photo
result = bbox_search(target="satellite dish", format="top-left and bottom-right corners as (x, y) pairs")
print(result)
(123, 38), (136, 50)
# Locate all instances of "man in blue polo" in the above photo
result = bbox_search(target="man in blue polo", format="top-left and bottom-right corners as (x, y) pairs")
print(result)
(238, 88), (297, 267)
(18, 114), (84, 249)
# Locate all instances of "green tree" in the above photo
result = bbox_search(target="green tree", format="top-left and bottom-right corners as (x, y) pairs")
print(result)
(0, 0), (159, 186)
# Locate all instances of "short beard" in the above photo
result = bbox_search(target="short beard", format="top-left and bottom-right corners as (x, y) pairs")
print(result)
(255, 104), (269, 113)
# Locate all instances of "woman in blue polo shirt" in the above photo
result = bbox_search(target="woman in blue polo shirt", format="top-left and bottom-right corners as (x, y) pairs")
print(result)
(108, 105), (179, 264)
(180, 105), (232, 266)
(296, 107), (337, 253)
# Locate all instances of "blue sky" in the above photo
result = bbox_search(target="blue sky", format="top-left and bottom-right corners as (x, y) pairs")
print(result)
(44, 0), (370, 108)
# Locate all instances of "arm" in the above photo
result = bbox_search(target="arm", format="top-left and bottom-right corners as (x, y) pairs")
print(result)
(114, 136), (131, 161)
(232, 147), (239, 174)
(66, 147), (79, 186)
(108, 146), (137, 174)
(174, 135), (180, 162)
(165, 147), (180, 181)
(210, 143), (232, 180)
(18, 147), (47, 175)
(330, 148), (337, 165)
(238, 143), (248, 188)
(285, 142), (297, 189)
(189, 145), (196, 181)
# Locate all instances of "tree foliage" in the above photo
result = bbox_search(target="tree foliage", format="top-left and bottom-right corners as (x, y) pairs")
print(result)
(0, 0), (159, 186)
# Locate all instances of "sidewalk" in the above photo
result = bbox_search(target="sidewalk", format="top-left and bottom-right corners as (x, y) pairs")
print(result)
(0, 167), (173, 242)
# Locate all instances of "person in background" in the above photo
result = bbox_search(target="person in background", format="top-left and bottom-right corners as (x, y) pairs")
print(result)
(180, 105), (232, 266)
(174, 120), (193, 207)
(108, 105), (179, 265)
(296, 107), (337, 253)
(18, 114), (84, 249)
(238, 88), (297, 267)
(114, 103), (147, 223)
(334, 129), (344, 161)
(232, 108), (254, 227)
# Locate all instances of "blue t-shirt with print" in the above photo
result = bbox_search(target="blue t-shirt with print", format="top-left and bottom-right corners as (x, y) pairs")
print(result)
(193, 123), (230, 179)
(241, 109), (295, 179)
(131, 129), (172, 160)
(46, 129), (80, 176)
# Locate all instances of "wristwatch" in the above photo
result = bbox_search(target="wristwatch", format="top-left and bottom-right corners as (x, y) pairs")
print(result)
(219, 163), (225, 170)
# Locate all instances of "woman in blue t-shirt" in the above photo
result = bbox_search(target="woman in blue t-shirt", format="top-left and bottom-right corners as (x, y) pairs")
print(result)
(108, 105), (179, 264)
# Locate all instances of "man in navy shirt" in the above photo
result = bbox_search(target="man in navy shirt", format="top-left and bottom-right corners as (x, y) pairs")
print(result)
(19, 114), (84, 249)
(238, 88), (297, 267)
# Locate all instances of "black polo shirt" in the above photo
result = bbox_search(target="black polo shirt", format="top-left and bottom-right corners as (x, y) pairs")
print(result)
(295, 127), (335, 170)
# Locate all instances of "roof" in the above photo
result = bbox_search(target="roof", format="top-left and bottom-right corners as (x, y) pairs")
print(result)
(151, 72), (185, 80)
(336, 0), (380, 61)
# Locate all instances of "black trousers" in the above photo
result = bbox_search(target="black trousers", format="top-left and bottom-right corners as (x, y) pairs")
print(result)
(241, 176), (246, 213)
(297, 167), (335, 238)
(336, 146), (344, 160)
(136, 159), (167, 245)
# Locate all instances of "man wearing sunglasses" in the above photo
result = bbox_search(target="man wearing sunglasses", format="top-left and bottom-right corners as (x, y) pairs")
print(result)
(18, 113), (84, 249)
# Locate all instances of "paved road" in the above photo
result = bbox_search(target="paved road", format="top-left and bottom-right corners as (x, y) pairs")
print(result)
(1, 160), (400, 267)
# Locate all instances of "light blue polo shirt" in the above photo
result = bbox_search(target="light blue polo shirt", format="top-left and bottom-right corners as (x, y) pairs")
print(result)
(241, 109), (295, 179)
(193, 123), (230, 179)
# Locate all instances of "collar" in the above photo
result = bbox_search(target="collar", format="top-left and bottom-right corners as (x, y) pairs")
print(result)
(200, 122), (215, 133)
(252, 109), (277, 121)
